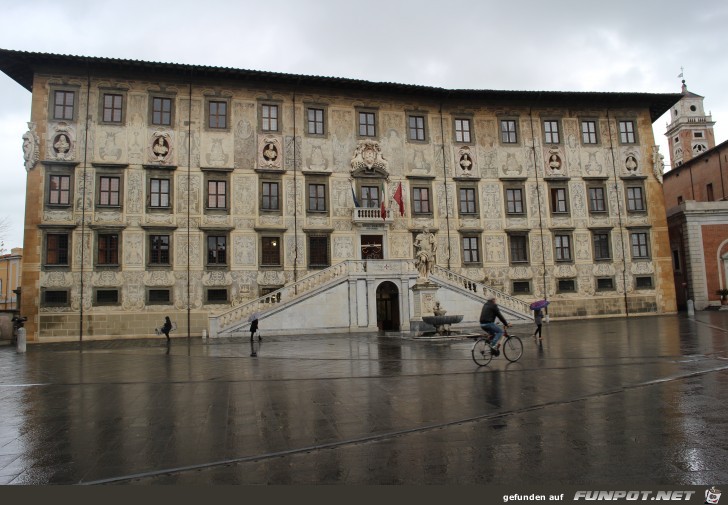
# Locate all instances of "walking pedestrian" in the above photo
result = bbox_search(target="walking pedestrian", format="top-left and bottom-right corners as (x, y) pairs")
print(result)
(250, 318), (260, 341)
(161, 316), (173, 342)
(533, 308), (543, 342)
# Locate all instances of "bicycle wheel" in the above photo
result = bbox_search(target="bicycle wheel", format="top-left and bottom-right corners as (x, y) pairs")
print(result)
(502, 336), (523, 362)
(472, 338), (493, 366)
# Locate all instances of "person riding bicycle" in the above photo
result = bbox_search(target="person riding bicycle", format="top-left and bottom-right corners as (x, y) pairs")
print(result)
(479, 295), (510, 356)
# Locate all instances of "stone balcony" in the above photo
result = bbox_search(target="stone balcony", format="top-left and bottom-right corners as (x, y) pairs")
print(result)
(352, 206), (394, 226)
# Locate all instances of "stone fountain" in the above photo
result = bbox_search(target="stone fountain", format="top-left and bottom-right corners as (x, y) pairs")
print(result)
(420, 301), (464, 336)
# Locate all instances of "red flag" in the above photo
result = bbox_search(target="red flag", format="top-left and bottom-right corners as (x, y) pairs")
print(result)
(381, 199), (387, 221)
(393, 182), (404, 216)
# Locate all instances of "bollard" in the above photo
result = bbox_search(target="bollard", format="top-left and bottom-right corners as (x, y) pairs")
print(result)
(687, 299), (695, 316)
(201, 329), (207, 339)
(16, 327), (26, 353)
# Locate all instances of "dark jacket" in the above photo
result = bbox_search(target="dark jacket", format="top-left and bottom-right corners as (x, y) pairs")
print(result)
(480, 301), (508, 325)
(162, 318), (172, 332)
(250, 319), (259, 333)
(534, 310), (543, 325)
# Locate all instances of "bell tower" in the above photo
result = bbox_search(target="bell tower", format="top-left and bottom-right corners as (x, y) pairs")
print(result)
(665, 80), (716, 168)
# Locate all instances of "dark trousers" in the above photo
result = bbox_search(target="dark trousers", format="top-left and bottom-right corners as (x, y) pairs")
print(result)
(534, 324), (542, 338)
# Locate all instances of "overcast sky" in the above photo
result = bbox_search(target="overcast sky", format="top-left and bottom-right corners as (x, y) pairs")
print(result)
(1, 0), (727, 250)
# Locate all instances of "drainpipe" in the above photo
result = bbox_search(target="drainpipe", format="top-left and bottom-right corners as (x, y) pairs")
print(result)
(187, 68), (193, 340)
(79, 69), (92, 342)
(606, 110), (629, 317)
(293, 82), (299, 291)
(528, 103), (547, 302)
(439, 92), (451, 269)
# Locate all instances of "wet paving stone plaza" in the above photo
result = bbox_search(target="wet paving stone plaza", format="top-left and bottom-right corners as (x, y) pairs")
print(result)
(0, 312), (727, 485)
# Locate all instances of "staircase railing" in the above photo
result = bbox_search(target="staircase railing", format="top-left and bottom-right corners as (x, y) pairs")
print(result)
(431, 265), (532, 316)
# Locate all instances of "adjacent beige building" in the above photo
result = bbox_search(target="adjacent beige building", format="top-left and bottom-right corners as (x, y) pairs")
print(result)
(0, 49), (680, 342)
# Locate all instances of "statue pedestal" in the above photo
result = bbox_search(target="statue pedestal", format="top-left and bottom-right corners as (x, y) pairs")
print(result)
(410, 282), (439, 334)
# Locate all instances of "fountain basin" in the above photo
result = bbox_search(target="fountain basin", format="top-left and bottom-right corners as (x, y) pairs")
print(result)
(421, 315), (464, 326)
(421, 314), (464, 336)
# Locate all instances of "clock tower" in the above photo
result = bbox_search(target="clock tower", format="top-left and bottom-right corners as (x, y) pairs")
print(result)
(665, 80), (716, 168)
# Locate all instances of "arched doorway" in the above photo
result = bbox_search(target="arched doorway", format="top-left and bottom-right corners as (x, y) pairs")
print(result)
(376, 281), (400, 332)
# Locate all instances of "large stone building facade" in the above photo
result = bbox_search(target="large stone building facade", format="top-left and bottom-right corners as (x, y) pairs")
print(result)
(0, 49), (680, 342)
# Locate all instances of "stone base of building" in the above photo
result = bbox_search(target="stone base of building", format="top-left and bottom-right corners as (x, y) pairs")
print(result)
(35, 312), (209, 342)
(547, 294), (664, 319)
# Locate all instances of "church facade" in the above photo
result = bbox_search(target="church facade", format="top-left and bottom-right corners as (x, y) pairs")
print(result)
(0, 49), (680, 342)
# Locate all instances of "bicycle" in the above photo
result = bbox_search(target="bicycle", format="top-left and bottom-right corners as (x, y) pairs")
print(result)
(471, 325), (523, 366)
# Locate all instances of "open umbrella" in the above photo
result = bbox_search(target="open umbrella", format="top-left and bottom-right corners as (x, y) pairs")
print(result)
(529, 299), (550, 311)
(248, 312), (260, 322)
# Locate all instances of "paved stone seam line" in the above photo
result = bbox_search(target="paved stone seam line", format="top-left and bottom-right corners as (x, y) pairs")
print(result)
(79, 363), (728, 485)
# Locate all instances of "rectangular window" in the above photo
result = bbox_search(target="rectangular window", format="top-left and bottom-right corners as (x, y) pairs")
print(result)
(581, 120), (598, 144)
(95, 289), (119, 305)
(261, 182), (280, 211)
(500, 119), (518, 143)
(555, 234), (572, 261)
(635, 276), (653, 289)
(677, 195), (683, 205)
(49, 175), (71, 205)
(506, 188), (525, 214)
(208, 100), (227, 129)
(98, 233), (119, 265)
(459, 187), (477, 215)
(550, 187), (568, 213)
(707, 183), (714, 201)
(462, 236), (480, 264)
(207, 236), (227, 265)
(627, 186), (645, 212)
(619, 120), (636, 143)
(596, 277), (614, 291)
(455, 118), (471, 143)
(361, 186), (380, 208)
(207, 289), (229, 303)
(509, 234), (529, 263)
(309, 235), (330, 268)
(43, 290), (69, 305)
(512, 281), (531, 294)
(408, 115), (426, 141)
(558, 279), (576, 292)
(99, 176), (120, 206)
(592, 231), (611, 260)
(102, 93), (123, 123)
(46, 233), (69, 265)
(412, 187), (431, 214)
(262, 104), (279, 132)
(631, 232), (650, 259)
(152, 97), (172, 126)
(54, 90), (75, 120)
(588, 187), (606, 213)
(543, 120), (560, 144)
(150, 235), (170, 265)
(150, 178), (170, 208)
(262, 237), (281, 266)
(207, 180), (227, 209)
(307, 108), (324, 135)
(148, 289), (171, 304)
(308, 183), (326, 211)
(359, 111), (376, 137)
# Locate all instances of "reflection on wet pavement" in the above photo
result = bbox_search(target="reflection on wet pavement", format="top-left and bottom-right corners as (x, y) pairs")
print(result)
(0, 312), (726, 484)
